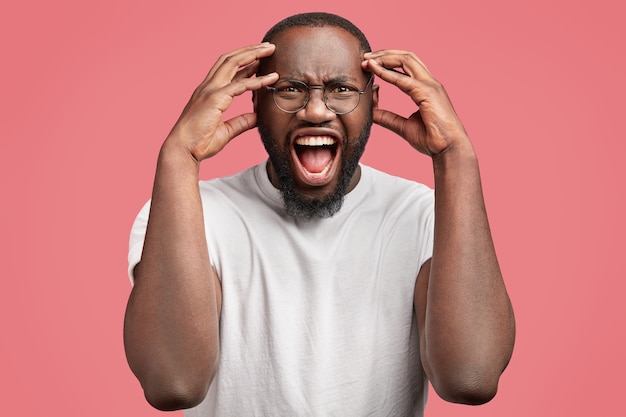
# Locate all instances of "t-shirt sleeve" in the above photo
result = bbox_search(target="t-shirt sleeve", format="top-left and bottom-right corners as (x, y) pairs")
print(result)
(127, 200), (151, 285)
(416, 187), (435, 271)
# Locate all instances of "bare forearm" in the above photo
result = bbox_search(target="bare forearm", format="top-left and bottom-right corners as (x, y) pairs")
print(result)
(425, 140), (515, 403)
(362, 47), (514, 403)
(124, 142), (219, 410)
(122, 44), (277, 410)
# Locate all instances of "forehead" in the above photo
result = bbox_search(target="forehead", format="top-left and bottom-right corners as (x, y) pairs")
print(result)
(267, 26), (365, 82)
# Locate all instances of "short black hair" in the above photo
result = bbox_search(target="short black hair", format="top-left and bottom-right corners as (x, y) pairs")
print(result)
(261, 12), (371, 53)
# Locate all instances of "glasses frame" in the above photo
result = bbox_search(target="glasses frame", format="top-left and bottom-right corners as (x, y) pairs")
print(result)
(266, 75), (374, 115)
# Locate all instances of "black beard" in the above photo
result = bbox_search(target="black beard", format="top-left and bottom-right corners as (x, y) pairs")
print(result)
(257, 117), (372, 220)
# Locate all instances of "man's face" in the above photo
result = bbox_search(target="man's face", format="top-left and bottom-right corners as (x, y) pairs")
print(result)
(255, 26), (377, 219)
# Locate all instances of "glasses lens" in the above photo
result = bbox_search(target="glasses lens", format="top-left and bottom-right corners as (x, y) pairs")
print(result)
(272, 80), (308, 112)
(325, 83), (361, 114)
(270, 79), (367, 114)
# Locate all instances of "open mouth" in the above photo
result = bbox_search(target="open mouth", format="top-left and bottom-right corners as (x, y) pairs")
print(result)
(294, 136), (337, 173)
(292, 135), (340, 186)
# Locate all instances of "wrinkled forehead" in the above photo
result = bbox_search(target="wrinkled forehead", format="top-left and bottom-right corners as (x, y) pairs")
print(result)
(260, 26), (366, 82)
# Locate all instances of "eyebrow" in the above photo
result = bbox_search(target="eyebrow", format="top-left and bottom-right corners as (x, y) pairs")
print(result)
(276, 75), (361, 85)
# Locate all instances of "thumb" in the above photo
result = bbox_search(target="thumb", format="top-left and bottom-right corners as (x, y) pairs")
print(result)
(372, 108), (407, 138)
(221, 113), (258, 142)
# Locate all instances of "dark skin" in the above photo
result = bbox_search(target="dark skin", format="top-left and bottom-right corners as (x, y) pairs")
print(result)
(124, 26), (515, 411)
(254, 27), (376, 200)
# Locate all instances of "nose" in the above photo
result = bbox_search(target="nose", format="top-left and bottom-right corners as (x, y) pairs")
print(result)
(296, 87), (336, 123)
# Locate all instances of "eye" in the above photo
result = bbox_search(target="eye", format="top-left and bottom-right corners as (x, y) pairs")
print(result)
(277, 85), (302, 93)
(274, 81), (307, 99)
(331, 85), (352, 93)
(327, 84), (358, 98)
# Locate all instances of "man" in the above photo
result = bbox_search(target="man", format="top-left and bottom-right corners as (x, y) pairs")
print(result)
(125, 12), (515, 417)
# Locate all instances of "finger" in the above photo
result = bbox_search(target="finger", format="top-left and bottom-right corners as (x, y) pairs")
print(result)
(223, 71), (278, 99)
(195, 113), (258, 161)
(363, 54), (427, 82)
(232, 59), (261, 82)
(220, 113), (258, 142)
(363, 58), (420, 94)
(364, 59), (440, 105)
(206, 72), (278, 114)
(204, 43), (275, 87)
(372, 108), (409, 137)
(363, 50), (435, 85)
(206, 43), (271, 79)
(365, 49), (431, 74)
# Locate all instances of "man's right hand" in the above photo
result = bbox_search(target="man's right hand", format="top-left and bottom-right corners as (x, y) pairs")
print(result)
(124, 44), (277, 411)
(165, 43), (278, 162)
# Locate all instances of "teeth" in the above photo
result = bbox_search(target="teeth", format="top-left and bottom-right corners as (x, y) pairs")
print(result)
(295, 136), (335, 146)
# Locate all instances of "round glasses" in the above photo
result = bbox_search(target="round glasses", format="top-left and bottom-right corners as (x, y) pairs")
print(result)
(266, 76), (373, 115)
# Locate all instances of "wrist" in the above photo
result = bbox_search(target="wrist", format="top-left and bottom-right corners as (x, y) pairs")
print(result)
(432, 138), (477, 171)
(432, 138), (477, 168)
(158, 139), (201, 175)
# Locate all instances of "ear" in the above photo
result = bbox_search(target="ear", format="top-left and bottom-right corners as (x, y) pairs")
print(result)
(371, 83), (379, 109)
(252, 90), (258, 113)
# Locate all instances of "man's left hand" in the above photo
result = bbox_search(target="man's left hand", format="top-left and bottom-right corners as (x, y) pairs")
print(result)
(362, 50), (470, 157)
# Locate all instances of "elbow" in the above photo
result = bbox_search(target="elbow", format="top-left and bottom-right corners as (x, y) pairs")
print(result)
(430, 368), (501, 405)
(124, 334), (219, 410)
(143, 377), (211, 411)
(133, 356), (219, 411)
(426, 326), (515, 405)
(436, 379), (498, 405)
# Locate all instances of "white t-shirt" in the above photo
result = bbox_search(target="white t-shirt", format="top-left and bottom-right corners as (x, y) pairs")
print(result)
(128, 162), (435, 417)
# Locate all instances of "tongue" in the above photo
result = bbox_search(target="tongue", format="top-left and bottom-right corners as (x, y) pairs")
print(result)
(299, 147), (333, 173)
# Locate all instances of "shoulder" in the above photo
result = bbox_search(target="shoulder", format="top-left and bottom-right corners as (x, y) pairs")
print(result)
(197, 163), (276, 206)
(197, 162), (283, 219)
(345, 165), (434, 232)
(361, 164), (434, 203)
(198, 164), (258, 195)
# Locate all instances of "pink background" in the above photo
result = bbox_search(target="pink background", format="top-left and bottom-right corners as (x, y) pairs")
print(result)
(2, 0), (624, 415)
